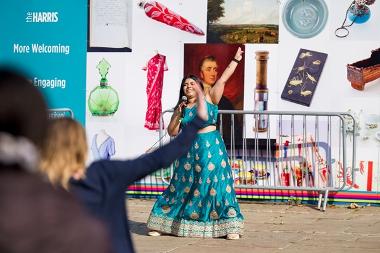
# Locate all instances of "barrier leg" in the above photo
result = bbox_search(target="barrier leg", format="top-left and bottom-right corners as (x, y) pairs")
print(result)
(318, 192), (323, 210)
(322, 189), (329, 211)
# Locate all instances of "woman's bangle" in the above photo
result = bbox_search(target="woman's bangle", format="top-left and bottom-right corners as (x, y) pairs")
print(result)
(232, 58), (240, 64)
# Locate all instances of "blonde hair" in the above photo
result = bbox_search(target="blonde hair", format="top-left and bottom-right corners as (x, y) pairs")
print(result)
(40, 117), (88, 190)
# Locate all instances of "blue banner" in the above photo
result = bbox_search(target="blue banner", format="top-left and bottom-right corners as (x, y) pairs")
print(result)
(0, 0), (87, 124)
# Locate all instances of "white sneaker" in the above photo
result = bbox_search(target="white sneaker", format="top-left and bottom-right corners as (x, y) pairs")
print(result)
(226, 233), (239, 240)
(148, 231), (161, 236)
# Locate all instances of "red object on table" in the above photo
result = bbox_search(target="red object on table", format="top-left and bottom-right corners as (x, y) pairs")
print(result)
(281, 171), (290, 186)
(367, 161), (373, 191)
(139, 1), (204, 36)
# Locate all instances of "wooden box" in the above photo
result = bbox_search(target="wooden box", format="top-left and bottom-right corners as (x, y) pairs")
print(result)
(347, 48), (380, 91)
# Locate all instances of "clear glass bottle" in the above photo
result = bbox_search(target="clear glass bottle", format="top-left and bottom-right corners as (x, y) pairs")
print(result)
(88, 58), (119, 116)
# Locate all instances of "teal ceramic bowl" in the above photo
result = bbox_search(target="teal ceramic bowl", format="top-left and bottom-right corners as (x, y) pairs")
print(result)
(282, 0), (328, 38)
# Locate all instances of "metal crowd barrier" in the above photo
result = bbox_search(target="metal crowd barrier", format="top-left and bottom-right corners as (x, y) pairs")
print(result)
(137, 110), (357, 211)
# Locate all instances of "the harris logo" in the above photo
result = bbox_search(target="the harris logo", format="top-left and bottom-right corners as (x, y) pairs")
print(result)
(26, 12), (59, 23)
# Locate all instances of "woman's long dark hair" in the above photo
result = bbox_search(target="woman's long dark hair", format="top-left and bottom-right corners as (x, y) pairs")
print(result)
(175, 74), (203, 108)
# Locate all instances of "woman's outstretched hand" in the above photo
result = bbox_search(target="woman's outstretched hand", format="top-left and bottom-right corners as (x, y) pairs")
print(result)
(234, 47), (244, 62)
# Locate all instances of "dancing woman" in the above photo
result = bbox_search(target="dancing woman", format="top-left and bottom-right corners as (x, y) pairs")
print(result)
(147, 50), (244, 239)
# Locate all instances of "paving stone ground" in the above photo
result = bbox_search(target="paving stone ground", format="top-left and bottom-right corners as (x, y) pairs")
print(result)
(128, 198), (380, 253)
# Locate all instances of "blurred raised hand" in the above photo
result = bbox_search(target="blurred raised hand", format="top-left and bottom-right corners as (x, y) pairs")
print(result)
(194, 80), (208, 121)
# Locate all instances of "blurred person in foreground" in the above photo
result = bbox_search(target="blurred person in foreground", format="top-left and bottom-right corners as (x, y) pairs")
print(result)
(39, 80), (208, 253)
(0, 68), (111, 253)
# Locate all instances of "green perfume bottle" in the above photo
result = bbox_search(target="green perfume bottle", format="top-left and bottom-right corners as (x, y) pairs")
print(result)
(88, 58), (119, 116)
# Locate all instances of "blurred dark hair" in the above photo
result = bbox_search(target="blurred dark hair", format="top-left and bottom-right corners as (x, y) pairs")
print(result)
(0, 68), (111, 253)
(0, 68), (47, 148)
(176, 74), (204, 108)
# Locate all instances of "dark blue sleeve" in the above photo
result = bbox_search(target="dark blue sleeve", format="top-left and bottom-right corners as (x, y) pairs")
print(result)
(97, 116), (205, 189)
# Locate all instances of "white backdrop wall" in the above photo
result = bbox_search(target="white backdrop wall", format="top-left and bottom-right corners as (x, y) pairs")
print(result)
(86, 0), (380, 189)
(87, 0), (208, 160)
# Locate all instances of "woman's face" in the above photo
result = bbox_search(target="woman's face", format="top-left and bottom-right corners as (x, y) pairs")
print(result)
(200, 59), (218, 86)
(183, 78), (198, 98)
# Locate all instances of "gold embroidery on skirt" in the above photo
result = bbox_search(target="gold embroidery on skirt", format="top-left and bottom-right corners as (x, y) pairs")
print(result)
(210, 188), (216, 196)
(227, 207), (237, 217)
(190, 211), (199, 220)
(147, 215), (244, 238)
(184, 162), (191, 171)
(210, 210), (219, 219)
(226, 185), (232, 193)
(161, 206), (171, 214)
(193, 189), (200, 197)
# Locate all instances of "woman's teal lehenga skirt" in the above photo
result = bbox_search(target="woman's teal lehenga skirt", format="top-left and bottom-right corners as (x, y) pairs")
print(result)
(147, 130), (244, 237)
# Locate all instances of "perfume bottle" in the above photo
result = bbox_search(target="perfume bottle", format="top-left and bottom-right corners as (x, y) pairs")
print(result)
(253, 51), (269, 132)
(88, 58), (119, 116)
(348, 3), (371, 23)
(335, 0), (376, 38)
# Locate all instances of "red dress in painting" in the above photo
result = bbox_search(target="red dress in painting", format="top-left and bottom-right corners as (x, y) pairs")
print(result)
(143, 53), (168, 130)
